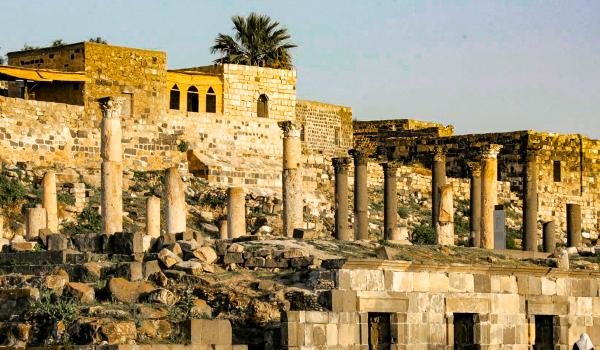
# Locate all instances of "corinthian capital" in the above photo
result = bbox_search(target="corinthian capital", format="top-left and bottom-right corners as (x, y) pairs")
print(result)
(98, 97), (125, 119)
(348, 149), (368, 165)
(481, 144), (503, 159)
(278, 121), (302, 138)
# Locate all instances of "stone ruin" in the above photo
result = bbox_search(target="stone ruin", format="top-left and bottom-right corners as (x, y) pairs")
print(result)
(0, 42), (600, 349)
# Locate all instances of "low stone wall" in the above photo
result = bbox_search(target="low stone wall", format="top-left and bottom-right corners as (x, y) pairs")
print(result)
(283, 260), (600, 349)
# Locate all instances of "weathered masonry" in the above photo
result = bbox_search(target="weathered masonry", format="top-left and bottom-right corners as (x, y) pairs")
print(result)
(283, 259), (600, 349)
(1, 42), (353, 190)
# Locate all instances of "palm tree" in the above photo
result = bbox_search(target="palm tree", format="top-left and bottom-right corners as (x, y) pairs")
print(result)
(211, 13), (297, 69)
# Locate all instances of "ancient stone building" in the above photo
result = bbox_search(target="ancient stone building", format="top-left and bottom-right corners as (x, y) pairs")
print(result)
(0, 42), (353, 190)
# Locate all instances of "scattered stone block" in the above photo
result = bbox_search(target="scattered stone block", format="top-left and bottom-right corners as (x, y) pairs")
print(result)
(99, 321), (137, 344)
(227, 243), (244, 253)
(143, 260), (162, 279)
(191, 299), (213, 318)
(201, 223), (219, 235)
(47, 234), (69, 251)
(44, 270), (69, 291)
(224, 252), (244, 264)
(109, 232), (143, 254)
(293, 228), (318, 239)
(136, 304), (169, 319)
(175, 231), (194, 241)
(174, 261), (204, 276)
(81, 262), (104, 282)
(188, 319), (232, 345)
(284, 249), (308, 259)
(144, 288), (178, 305)
(193, 246), (218, 264)
(138, 319), (171, 340)
(115, 262), (143, 281)
(10, 241), (38, 252)
(108, 277), (156, 304)
(265, 257), (289, 268)
(65, 282), (95, 303)
(158, 248), (183, 268)
(246, 256), (266, 268)
(71, 232), (102, 252)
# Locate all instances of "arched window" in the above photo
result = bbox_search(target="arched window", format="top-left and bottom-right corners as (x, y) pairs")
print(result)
(206, 87), (216, 113)
(187, 86), (199, 112)
(257, 94), (268, 118)
(169, 84), (180, 110)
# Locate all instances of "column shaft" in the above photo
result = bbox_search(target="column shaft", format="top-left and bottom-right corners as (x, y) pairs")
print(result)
(26, 205), (47, 241)
(279, 121), (303, 237)
(349, 150), (369, 241)
(431, 151), (447, 228)
(99, 97), (124, 236)
(383, 163), (398, 240)
(146, 196), (161, 238)
(523, 154), (538, 251)
(436, 184), (454, 245)
(42, 171), (58, 233)
(467, 162), (482, 247)
(480, 145), (502, 249)
(333, 157), (351, 241)
(542, 221), (556, 254)
(566, 203), (582, 247)
(165, 167), (186, 235)
(227, 187), (246, 239)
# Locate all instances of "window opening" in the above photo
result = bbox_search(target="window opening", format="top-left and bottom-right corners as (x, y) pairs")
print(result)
(206, 86), (216, 113)
(169, 84), (180, 110)
(257, 94), (268, 118)
(187, 86), (199, 112)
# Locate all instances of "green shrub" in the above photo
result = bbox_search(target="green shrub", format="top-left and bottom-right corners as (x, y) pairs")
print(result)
(411, 223), (436, 245)
(57, 191), (76, 206)
(0, 173), (29, 208)
(397, 207), (409, 219)
(30, 288), (80, 327)
(62, 206), (102, 235)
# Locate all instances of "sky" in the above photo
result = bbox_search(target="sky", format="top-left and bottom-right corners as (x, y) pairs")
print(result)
(1, 1), (599, 138)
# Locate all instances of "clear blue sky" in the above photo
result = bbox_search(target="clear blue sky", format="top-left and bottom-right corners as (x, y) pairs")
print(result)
(1, 1), (599, 138)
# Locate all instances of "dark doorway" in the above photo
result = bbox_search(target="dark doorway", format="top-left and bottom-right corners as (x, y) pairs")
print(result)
(368, 313), (391, 350)
(454, 313), (477, 350)
(534, 315), (555, 350)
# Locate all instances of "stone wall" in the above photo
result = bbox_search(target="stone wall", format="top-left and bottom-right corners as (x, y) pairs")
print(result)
(8, 43), (86, 72)
(283, 260), (600, 349)
(222, 64), (296, 120)
(296, 99), (353, 157)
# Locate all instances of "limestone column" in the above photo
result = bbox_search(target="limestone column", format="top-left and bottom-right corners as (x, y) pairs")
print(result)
(227, 187), (246, 239)
(349, 149), (368, 240)
(165, 167), (186, 235)
(436, 184), (454, 245)
(542, 221), (556, 254)
(566, 203), (582, 247)
(383, 162), (398, 241)
(480, 144), (503, 249)
(99, 97), (124, 236)
(26, 204), (47, 240)
(146, 196), (160, 238)
(332, 157), (351, 241)
(467, 162), (482, 247)
(431, 148), (447, 228)
(219, 220), (228, 240)
(523, 152), (538, 251)
(278, 121), (303, 237)
(42, 171), (58, 233)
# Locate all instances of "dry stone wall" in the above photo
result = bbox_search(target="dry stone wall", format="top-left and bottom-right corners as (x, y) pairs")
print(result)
(295, 100), (353, 157)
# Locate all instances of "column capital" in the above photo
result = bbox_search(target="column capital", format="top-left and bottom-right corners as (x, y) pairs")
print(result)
(348, 149), (368, 165)
(381, 161), (400, 176)
(98, 97), (124, 119)
(525, 146), (541, 162)
(481, 144), (503, 159)
(332, 157), (351, 171)
(278, 121), (302, 138)
(432, 146), (447, 162)
(466, 161), (482, 177)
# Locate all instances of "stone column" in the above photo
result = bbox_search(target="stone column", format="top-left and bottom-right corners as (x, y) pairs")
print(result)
(480, 144), (503, 249)
(349, 149), (368, 240)
(566, 203), (582, 247)
(219, 220), (228, 240)
(542, 221), (556, 254)
(42, 171), (58, 233)
(431, 148), (447, 229)
(467, 162), (482, 247)
(146, 196), (160, 238)
(99, 97), (124, 236)
(332, 157), (351, 241)
(436, 184), (455, 245)
(523, 152), (538, 251)
(165, 167), (186, 235)
(26, 204), (47, 241)
(383, 162), (398, 241)
(227, 187), (246, 239)
(278, 121), (303, 237)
